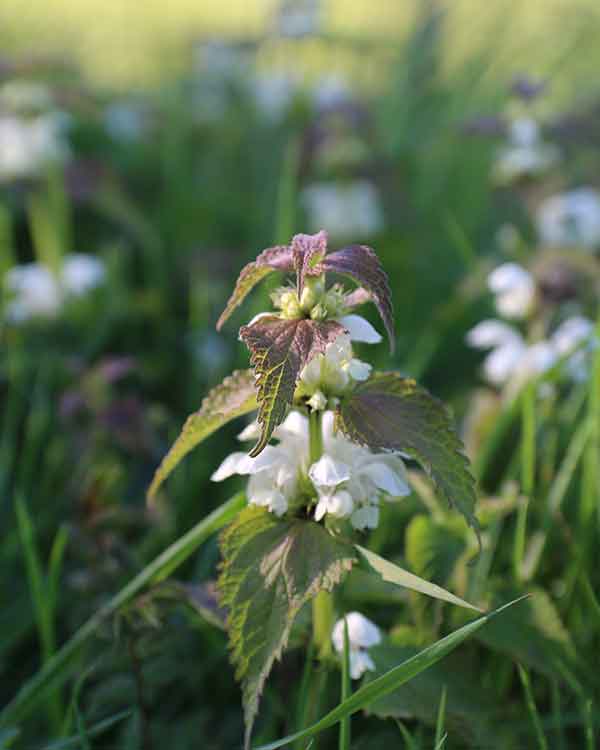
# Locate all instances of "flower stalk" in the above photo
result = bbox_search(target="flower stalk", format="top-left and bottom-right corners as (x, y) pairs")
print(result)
(309, 408), (333, 658)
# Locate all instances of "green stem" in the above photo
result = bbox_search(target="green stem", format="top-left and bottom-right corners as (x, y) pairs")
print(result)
(308, 410), (333, 659)
(514, 382), (535, 580)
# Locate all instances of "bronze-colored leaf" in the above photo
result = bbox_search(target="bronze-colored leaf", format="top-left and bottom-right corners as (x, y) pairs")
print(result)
(292, 230), (328, 298)
(240, 315), (344, 456)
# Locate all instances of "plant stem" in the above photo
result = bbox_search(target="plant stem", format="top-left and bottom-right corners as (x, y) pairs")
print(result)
(308, 410), (333, 659)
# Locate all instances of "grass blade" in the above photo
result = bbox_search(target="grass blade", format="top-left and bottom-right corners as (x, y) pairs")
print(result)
(0, 493), (245, 728)
(338, 621), (351, 750)
(434, 685), (447, 748)
(517, 664), (548, 750)
(356, 545), (481, 611)
(35, 710), (132, 750)
(253, 597), (528, 750)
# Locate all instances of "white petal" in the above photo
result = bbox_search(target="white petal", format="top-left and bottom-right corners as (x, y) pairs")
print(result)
(360, 462), (411, 496)
(483, 342), (525, 386)
(61, 254), (105, 295)
(332, 612), (381, 652)
(243, 312), (274, 329)
(276, 410), (309, 440)
(338, 314), (382, 344)
(237, 421), (260, 442)
(551, 316), (594, 356)
(487, 263), (532, 295)
(466, 320), (523, 350)
(210, 452), (248, 481)
(314, 497), (328, 522)
(346, 358), (372, 382)
(349, 651), (376, 679)
(309, 454), (351, 489)
(326, 490), (354, 518)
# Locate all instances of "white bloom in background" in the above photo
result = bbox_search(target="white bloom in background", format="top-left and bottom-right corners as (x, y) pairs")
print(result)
(4, 264), (62, 320)
(488, 263), (536, 319)
(332, 612), (381, 679)
(299, 333), (372, 398)
(493, 117), (559, 184)
(3, 254), (106, 322)
(274, 0), (321, 37)
(211, 410), (410, 526)
(302, 180), (384, 241)
(0, 112), (70, 181)
(252, 72), (298, 121)
(551, 316), (595, 381)
(466, 320), (555, 389)
(536, 188), (600, 251)
(313, 74), (351, 110)
(104, 103), (147, 142)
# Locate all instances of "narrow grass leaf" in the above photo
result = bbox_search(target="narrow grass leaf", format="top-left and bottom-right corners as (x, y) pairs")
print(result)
(356, 545), (481, 612)
(253, 597), (527, 750)
(35, 710), (131, 750)
(517, 664), (548, 750)
(435, 685), (447, 748)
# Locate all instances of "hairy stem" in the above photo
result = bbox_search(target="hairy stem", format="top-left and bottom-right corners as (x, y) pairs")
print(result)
(309, 410), (333, 659)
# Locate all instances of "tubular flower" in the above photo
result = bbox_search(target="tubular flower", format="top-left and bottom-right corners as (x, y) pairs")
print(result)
(331, 611), (382, 679)
(487, 263), (536, 319)
(211, 410), (410, 527)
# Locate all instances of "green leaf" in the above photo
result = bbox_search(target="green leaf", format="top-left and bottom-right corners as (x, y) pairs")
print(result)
(218, 506), (355, 749)
(0, 493), (245, 729)
(253, 597), (528, 750)
(147, 370), (257, 502)
(476, 586), (577, 679)
(405, 515), (467, 587)
(217, 245), (294, 330)
(336, 372), (479, 537)
(240, 316), (344, 456)
(318, 243), (395, 351)
(356, 545), (480, 612)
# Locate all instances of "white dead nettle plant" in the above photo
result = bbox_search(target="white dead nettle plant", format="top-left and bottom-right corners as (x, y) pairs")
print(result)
(148, 230), (480, 749)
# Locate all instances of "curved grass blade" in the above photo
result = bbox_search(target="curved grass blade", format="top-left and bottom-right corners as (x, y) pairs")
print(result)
(35, 710), (131, 750)
(356, 545), (481, 612)
(253, 597), (528, 750)
(0, 493), (245, 728)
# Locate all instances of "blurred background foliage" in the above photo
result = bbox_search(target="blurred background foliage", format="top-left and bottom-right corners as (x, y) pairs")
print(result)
(1, 0), (600, 748)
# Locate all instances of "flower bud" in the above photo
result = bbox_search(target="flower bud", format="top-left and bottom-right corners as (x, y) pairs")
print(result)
(300, 275), (325, 312)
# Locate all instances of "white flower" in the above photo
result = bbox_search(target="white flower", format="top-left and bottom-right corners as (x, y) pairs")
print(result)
(3, 254), (105, 322)
(104, 103), (147, 142)
(299, 333), (372, 396)
(211, 409), (410, 525)
(536, 188), (600, 250)
(0, 113), (70, 181)
(302, 180), (384, 241)
(332, 612), (381, 679)
(467, 320), (555, 389)
(312, 74), (350, 110)
(551, 316), (595, 381)
(493, 118), (559, 184)
(487, 263), (536, 319)
(252, 73), (298, 121)
(4, 264), (62, 320)
(274, 0), (321, 37)
(337, 314), (382, 344)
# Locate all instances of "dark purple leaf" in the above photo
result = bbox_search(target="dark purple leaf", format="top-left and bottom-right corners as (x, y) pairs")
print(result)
(292, 230), (328, 298)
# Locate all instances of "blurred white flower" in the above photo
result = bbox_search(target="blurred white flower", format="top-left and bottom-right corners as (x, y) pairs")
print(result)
(466, 320), (555, 389)
(332, 611), (381, 679)
(3, 254), (106, 322)
(104, 103), (147, 142)
(493, 117), (559, 184)
(211, 409), (410, 526)
(536, 188), (600, 251)
(551, 316), (595, 381)
(274, 0), (321, 37)
(313, 74), (351, 110)
(488, 262), (536, 319)
(0, 112), (70, 181)
(252, 72), (298, 121)
(302, 180), (384, 241)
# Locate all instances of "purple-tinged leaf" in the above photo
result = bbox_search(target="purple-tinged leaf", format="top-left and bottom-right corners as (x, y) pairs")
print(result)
(318, 244), (395, 351)
(240, 315), (345, 456)
(219, 506), (355, 749)
(292, 230), (328, 298)
(147, 370), (257, 502)
(216, 245), (294, 331)
(336, 372), (479, 536)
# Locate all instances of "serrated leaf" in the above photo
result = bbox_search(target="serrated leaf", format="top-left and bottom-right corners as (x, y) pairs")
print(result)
(147, 370), (257, 501)
(292, 230), (327, 297)
(356, 545), (480, 611)
(318, 244), (395, 351)
(336, 372), (479, 537)
(216, 245), (294, 330)
(240, 316), (344, 456)
(218, 506), (355, 749)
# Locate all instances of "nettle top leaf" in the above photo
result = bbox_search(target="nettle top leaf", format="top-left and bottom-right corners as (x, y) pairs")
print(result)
(217, 230), (395, 456)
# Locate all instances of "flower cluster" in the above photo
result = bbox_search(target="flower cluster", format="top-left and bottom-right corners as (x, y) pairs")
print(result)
(493, 117), (559, 185)
(331, 611), (381, 679)
(467, 262), (595, 391)
(3, 255), (106, 322)
(536, 187), (600, 252)
(212, 406), (410, 529)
